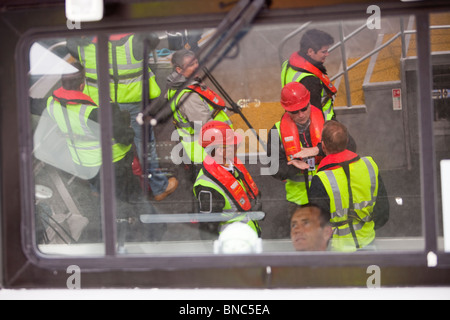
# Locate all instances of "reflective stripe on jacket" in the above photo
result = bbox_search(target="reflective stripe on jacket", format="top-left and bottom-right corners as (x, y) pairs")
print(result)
(193, 156), (261, 234)
(281, 53), (335, 121)
(316, 152), (379, 252)
(77, 34), (161, 104)
(47, 94), (131, 166)
(167, 86), (233, 164)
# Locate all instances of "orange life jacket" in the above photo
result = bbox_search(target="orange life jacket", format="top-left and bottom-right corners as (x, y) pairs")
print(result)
(288, 52), (337, 95)
(203, 156), (260, 211)
(280, 105), (324, 163)
(187, 84), (226, 110)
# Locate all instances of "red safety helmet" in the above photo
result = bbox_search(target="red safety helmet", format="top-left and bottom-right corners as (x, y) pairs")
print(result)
(200, 121), (242, 148)
(280, 82), (311, 112)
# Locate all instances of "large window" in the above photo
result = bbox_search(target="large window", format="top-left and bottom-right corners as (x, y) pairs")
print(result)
(15, 3), (450, 275)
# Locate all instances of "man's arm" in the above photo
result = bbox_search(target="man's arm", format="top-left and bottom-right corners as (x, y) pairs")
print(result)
(308, 175), (331, 214)
(300, 76), (323, 111)
(373, 174), (390, 230)
(110, 103), (135, 146)
(180, 92), (213, 126)
(86, 106), (133, 146)
(132, 33), (160, 61)
(267, 125), (304, 181)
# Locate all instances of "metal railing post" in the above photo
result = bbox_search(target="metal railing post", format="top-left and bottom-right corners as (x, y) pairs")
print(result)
(339, 21), (352, 107)
(400, 17), (406, 59)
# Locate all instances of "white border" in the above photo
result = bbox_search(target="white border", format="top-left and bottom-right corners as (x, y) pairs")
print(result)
(441, 160), (450, 252)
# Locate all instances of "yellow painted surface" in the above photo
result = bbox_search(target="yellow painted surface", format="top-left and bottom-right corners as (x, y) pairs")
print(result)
(229, 102), (284, 153)
(334, 58), (369, 107)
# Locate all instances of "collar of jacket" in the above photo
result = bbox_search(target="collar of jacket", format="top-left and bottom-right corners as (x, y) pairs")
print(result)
(53, 87), (97, 106)
(298, 51), (328, 74)
(166, 71), (203, 90)
(317, 149), (360, 172)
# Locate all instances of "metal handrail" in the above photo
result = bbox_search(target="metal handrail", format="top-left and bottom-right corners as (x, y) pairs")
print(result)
(277, 22), (311, 65)
(328, 22), (368, 53)
(330, 31), (402, 82)
(405, 25), (450, 33)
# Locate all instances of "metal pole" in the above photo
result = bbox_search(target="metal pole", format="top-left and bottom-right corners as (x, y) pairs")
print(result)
(141, 39), (150, 193)
(97, 34), (118, 257)
(339, 21), (352, 108)
(400, 17), (407, 59)
(203, 67), (267, 152)
(416, 13), (439, 255)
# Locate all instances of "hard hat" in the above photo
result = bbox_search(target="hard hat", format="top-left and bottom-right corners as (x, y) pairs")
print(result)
(200, 121), (242, 149)
(280, 82), (311, 112)
(213, 222), (263, 254)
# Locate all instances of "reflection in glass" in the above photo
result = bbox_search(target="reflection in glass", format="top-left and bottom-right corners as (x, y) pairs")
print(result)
(31, 38), (104, 255)
(430, 12), (450, 252)
(28, 13), (438, 257)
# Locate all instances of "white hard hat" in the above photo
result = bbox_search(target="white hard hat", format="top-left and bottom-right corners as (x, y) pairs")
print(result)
(214, 222), (262, 254)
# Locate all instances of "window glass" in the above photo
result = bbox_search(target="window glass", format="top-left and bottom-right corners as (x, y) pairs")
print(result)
(30, 37), (104, 255)
(430, 11), (450, 251)
(29, 12), (430, 258)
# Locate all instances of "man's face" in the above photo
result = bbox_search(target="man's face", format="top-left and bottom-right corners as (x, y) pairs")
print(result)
(288, 103), (311, 126)
(308, 45), (330, 64)
(216, 144), (238, 164)
(290, 206), (332, 251)
(178, 56), (199, 78)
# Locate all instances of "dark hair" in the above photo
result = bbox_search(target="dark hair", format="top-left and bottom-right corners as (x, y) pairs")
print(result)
(322, 120), (349, 154)
(290, 203), (331, 228)
(171, 49), (196, 71)
(61, 62), (85, 91)
(299, 29), (334, 55)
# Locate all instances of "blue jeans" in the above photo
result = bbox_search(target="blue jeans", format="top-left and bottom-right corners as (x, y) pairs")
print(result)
(118, 103), (168, 196)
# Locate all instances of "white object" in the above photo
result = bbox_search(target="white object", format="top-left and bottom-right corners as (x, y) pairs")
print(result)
(66, 0), (104, 22)
(427, 251), (438, 268)
(136, 113), (144, 126)
(140, 211), (265, 224)
(214, 222), (262, 254)
(441, 160), (450, 252)
(30, 43), (78, 76)
(35, 185), (53, 200)
(392, 89), (402, 110)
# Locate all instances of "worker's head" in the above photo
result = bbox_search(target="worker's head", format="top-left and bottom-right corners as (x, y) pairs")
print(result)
(171, 49), (199, 78)
(200, 121), (242, 164)
(299, 29), (334, 64)
(321, 120), (349, 155)
(61, 62), (85, 92)
(281, 82), (311, 126)
(290, 203), (333, 252)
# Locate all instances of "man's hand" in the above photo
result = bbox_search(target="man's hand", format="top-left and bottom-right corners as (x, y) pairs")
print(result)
(287, 159), (310, 170)
(292, 146), (319, 159)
